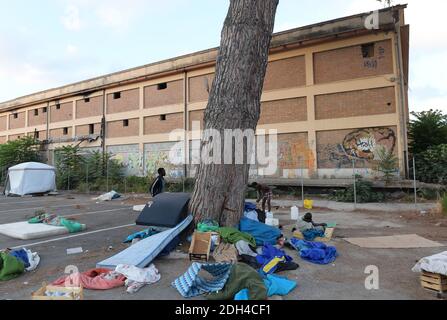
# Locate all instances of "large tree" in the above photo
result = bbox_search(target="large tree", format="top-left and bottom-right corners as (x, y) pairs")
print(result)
(408, 109), (447, 155)
(189, 0), (279, 226)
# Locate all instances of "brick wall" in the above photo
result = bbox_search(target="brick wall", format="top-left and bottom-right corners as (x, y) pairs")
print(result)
(107, 118), (139, 138)
(264, 56), (306, 91)
(76, 96), (103, 119)
(189, 110), (204, 130)
(107, 88), (139, 114)
(76, 123), (101, 136)
(9, 133), (25, 141)
(0, 116), (6, 131)
(9, 112), (26, 129)
(314, 40), (393, 84)
(0, 136), (6, 144)
(259, 97), (307, 125)
(50, 127), (72, 139)
(144, 112), (183, 135)
(144, 80), (183, 108)
(27, 130), (47, 140)
(316, 126), (398, 169)
(315, 86), (396, 120)
(28, 107), (47, 126)
(189, 74), (214, 103)
(50, 102), (73, 123)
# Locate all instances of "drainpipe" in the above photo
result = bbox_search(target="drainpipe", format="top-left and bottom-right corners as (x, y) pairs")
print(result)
(393, 10), (410, 179)
(101, 89), (106, 156)
(46, 101), (50, 165)
(183, 70), (188, 188)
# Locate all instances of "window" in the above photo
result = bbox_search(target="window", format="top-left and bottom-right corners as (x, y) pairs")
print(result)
(157, 83), (167, 90)
(123, 119), (129, 127)
(160, 114), (166, 121)
(63, 127), (68, 135)
(56, 104), (61, 110)
(89, 124), (94, 135)
(42, 107), (47, 113)
(84, 97), (90, 103)
(35, 131), (39, 139)
(34, 109), (39, 116)
(13, 113), (18, 119)
(361, 43), (375, 58)
(113, 92), (121, 99)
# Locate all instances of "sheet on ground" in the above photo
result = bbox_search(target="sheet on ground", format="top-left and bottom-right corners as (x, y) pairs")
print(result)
(344, 234), (444, 249)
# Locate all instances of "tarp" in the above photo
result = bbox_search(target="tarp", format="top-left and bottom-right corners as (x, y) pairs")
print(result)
(344, 234), (444, 249)
(238, 217), (281, 246)
(5, 162), (56, 196)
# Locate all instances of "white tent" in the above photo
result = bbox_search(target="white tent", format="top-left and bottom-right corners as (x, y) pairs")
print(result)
(5, 162), (56, 196)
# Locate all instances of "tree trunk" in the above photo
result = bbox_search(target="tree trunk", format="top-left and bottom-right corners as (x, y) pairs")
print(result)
(189, 0), (279, 227)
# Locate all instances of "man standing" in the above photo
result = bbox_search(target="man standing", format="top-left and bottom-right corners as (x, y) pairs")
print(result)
(250, 182), (272, 214)
(150, 168), (166, 197)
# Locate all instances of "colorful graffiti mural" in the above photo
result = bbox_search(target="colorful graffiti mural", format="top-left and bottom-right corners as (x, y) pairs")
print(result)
(108, 144), (142, 176)
(317, 127), (397, 169)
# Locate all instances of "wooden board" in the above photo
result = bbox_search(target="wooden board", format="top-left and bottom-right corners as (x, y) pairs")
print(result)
(293, 227), (335, 242)
(421, 271), (447, 292)
(32, 283), (83, 300)
(189, 232), (212, 261)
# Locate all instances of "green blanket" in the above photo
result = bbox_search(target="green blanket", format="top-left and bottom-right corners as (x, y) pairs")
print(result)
(218, 227), (256, 247)
(29, 214), (85, 233)
(0, 252), (25, 281)
(208, 263), (267, 300)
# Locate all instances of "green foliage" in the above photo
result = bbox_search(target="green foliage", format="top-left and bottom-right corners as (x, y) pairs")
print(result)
(375, 146), (398, 184)
(54, 147), (124, 191)
(409, 109), (447, 155)
(0, 136), (40, 184)
(54, 145), (85, 190)
(415, 144), (447, 185)
(329, 175), (385, 203)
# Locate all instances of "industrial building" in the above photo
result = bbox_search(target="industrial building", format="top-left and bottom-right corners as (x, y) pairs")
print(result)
(0, 5), (410, 181)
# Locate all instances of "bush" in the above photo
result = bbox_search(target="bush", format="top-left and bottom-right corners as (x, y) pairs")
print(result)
(329, 175), (385, 203)
(415, 144), (447, 185)
(442, 194), (447, 215)
(0, 137), (40, 183)
(375, 146), (398, 184)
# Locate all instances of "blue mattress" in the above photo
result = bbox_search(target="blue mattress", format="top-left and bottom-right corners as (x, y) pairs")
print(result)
(97, 215), (193, 269)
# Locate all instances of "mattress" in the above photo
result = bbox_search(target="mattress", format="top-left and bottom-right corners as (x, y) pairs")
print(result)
(0, 221), (69, 240)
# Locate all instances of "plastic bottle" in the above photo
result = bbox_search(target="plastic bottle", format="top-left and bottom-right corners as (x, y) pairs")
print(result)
(291, 206), (299, 220)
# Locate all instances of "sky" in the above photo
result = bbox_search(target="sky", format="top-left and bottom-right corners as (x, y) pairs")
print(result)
(0, 0), (445, 113)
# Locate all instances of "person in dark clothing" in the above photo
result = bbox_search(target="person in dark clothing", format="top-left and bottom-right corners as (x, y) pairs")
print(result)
(150, 168), (166, 197)
(291, 212), (327, 233)
(250, 182), (272, 213)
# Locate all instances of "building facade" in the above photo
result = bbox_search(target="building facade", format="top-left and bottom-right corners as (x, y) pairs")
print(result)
(0, 6), (410, 181)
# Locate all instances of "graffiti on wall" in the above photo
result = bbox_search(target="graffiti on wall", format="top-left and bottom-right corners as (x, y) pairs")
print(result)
(111, 152), (142, 176)
(144, 142), (184, 178)
(318, 127), (396, 169)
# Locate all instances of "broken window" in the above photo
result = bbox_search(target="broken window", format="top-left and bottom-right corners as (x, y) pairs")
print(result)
(13, 113), (18, 119)
(42, 107), (47, 113)
(63, 127), (68, 135)
(160, 114), (166, 121)
(89, 124), (94, 135)
(35, 131), (39, 139)
(157, 83), (167, 90)
(113, 92), (121, 99)
(34, 109), (39, 116)
(56, 104), (61, 110)
(361, 43), (375, 58)
(84, 97), (90, 103)
(123, 119), (129, 127)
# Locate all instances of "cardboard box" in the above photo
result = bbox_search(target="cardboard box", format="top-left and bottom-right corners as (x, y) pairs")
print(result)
(32, 282), (83, 300)
(189, 232), (212, 261)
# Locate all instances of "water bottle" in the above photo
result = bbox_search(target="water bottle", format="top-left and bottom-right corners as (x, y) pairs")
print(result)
(291, 206), (299, 220)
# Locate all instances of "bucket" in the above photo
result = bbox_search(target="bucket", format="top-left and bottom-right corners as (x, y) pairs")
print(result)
(304, 199), (313, 210)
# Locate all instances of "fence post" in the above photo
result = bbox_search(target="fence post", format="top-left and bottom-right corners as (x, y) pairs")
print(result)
(301, 160), (304, 207)
(86, 162), (89, 194)
(352, 159), (357, 209)
(413, 157), (417, 210)
(106, 157), (109, 193)
(67, 167), (70, 191)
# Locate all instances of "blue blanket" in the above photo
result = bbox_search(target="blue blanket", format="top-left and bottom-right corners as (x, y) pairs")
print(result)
(239, 217), (281, 246)
(289, 238), (338, 265)
(302, 229), (325, 241)
(256, 244), (293, 274)
(263, 274), (297, 296)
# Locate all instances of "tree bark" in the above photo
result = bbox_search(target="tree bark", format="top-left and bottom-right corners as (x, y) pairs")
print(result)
(189, 0), (279, 227)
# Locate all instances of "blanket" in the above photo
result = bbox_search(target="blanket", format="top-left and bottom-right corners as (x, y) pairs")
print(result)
(239, 217), (281, 246)
(289, 238), (338, 265)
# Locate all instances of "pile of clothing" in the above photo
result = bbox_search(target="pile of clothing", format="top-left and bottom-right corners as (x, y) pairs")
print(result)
(51, 264), (161, 294)
(289, 238), (338, 265)
(172, 262), (297, 300)
(29, 213), (85, 233)
(0, 248), (40, 281)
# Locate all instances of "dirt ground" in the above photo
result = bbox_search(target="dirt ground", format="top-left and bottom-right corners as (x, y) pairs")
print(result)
(0, 192), (445, 300)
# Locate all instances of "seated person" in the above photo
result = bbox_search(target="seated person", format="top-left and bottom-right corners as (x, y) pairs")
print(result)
(292, 212), (327, 241)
